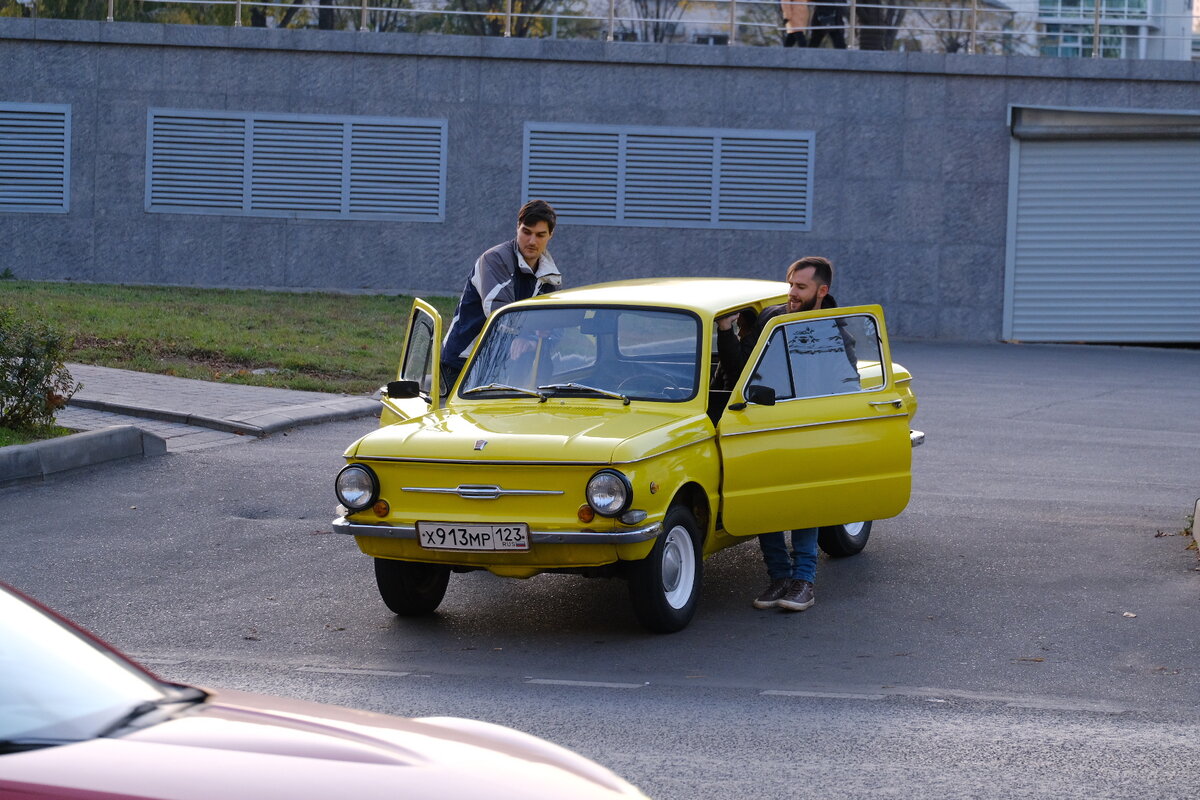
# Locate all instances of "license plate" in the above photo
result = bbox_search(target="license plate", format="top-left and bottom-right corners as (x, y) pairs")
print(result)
(417, 522), (530, 551)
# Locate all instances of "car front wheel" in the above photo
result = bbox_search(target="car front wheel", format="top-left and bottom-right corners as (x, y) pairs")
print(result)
(627, 506), (703, 633)
(817, 520), (872, 557)
(374, 558), (450, 616)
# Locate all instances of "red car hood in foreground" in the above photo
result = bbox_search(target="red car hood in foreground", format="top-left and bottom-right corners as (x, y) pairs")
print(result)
(0, 687), (643, 800)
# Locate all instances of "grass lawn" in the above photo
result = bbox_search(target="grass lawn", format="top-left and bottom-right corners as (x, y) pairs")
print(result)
(0, 281), (458, 395)
(0, 425), (74, 447)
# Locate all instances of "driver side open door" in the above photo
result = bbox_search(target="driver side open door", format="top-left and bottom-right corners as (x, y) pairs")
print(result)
(380, 299), (442, 426)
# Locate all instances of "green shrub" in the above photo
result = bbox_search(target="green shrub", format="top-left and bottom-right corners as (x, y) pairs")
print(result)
(0, 307), (82, 432)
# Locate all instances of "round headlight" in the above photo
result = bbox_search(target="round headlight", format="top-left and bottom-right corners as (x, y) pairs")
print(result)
(336, 464), (379, 512)
(586, 470), (632, 517)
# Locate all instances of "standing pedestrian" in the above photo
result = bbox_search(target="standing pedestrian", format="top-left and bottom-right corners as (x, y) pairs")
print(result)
(781, 0), (810, 46)
(716, 256), (840, 612)
(808, 1), (848, 48)
(440, 200), (562, 390)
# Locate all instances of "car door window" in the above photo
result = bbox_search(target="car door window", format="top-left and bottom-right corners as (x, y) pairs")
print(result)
(750, 314), (883, 401)
(400, 311), (435, 392)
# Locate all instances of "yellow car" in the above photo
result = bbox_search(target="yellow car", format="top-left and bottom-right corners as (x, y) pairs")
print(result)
(334, 278), (922, 633)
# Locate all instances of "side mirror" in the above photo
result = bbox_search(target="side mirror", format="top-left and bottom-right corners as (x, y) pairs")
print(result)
(745, 385), (776, 406)
(385, 380), (420, 399)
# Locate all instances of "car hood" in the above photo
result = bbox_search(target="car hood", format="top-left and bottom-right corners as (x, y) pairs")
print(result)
(0, 687), (643, 799)
(349, 404), (712, 464)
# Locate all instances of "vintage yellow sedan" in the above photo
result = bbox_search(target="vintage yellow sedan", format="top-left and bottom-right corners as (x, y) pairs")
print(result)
(334, 278), (921, 633)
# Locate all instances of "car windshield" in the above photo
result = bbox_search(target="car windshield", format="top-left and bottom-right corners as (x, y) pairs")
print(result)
(0, 588), (169, 744)
(460, 306), (700, 402)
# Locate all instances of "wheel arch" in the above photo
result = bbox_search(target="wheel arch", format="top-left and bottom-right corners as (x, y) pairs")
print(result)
(670, 481), (711, 546)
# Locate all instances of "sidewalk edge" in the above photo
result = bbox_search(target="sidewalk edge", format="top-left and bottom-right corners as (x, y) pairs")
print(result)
(0, 425), (167, 488)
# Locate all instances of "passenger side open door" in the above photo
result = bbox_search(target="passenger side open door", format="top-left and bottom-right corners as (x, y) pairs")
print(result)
(717, 305), (912, 535)
(380, 299), (442, 425)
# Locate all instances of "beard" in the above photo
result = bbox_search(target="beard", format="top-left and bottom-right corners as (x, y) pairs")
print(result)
(789, 295), (820, 312)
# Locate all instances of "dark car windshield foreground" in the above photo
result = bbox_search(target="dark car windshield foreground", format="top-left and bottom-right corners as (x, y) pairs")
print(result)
(0, 586), (182, 749)
(461, 306), (701, 402)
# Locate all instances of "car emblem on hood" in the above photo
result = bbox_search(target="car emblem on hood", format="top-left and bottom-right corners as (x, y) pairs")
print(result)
(474, 440), (487, 451)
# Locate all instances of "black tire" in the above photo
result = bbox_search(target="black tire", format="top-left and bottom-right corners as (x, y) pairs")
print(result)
(374, 558), (450, 616)
(817, 520), (872, 557)
(628, 506), (703, 633)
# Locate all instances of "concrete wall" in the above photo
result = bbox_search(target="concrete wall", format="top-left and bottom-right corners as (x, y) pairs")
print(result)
(2, 18), (1198, 340)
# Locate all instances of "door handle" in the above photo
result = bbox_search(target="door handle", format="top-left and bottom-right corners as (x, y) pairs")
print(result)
(868, 399), (903, 408)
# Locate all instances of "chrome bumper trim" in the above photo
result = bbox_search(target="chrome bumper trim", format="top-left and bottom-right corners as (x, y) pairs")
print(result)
(911, 429), (925, 447)
(331, 517), (662, 545)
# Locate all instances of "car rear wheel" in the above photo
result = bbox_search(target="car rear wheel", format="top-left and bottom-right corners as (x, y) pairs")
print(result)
(374, 558), (450, 616)
(817, 520), (872, 557)
(627, 506), (702, 633)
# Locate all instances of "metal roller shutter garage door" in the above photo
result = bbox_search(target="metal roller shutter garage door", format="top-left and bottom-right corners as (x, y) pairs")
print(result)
(1005, 137), (1200, 343)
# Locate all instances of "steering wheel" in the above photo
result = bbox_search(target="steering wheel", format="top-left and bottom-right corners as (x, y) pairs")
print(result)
(617, 372), (678, 397)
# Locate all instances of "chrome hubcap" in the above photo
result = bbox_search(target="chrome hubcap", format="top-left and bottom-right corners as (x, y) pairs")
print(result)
(660, 525), (696, 609)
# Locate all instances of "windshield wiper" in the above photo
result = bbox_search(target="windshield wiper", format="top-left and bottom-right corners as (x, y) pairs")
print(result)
(537, 383), (630, 406)
(461, 383), (547, 401)
(94, 686), (207, 738)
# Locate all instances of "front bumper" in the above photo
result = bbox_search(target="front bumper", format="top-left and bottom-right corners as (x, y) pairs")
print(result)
(332, 517), (663, 545)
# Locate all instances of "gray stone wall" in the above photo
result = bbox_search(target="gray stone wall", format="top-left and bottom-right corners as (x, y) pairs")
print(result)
(2, 18), (1198, 340)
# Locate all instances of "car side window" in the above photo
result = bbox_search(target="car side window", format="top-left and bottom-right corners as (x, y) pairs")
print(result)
(400, 311), (435, 392)
(750, 314), (883, 400)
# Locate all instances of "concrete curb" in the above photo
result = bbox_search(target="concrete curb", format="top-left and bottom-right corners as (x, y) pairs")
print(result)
(0, 425), (167, 488)
(68, 396), (381, 436)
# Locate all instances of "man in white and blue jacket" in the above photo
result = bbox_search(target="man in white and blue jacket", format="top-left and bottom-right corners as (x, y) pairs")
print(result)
(440, 199), (563, 389)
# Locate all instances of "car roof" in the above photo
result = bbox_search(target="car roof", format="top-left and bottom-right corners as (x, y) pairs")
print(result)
(523, 278), (789, 315)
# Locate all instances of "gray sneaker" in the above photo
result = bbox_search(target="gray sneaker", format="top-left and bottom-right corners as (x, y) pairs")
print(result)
(752, 578), (791, 609)
(777, 580), (815, 612)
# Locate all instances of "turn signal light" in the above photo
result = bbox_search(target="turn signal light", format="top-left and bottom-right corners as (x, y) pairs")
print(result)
(577, 504), (595, 523)
(373, 500), (390, 517)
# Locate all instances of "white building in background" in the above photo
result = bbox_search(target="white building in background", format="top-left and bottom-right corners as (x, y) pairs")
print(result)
(1007, 0), (1194, 59)
(601, 0), (1194, 59)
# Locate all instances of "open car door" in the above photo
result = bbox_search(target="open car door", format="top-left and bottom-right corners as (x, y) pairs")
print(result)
(717, 304), (912, 535)
(380, 299), (442, 426)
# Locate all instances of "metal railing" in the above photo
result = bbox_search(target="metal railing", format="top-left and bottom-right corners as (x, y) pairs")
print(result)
(12, 0), (1198, 59)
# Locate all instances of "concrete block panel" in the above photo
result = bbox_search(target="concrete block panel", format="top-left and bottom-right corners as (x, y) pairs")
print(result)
(218, 221), (291, 288)
(158, 217), (227, 284)
(900, 122), (946, 180)
(162, 22), (229, 48)
(24, 44), (99, 90)
(93, 218), (161, 284)
(939, 242), (1004, 308)
(158, 47), (234, 91)
(941, 179), (1008, 247)
(2, 216), (94, 280)
(1064, 80), (1133, 109)
(415, 56), (482, 105)
(945, 74), (1006, 120)
(35, 18), (100, 43)
(941, 121), (1009, 184)
(350, 55), (421, 112)
(93, 153), (146, 216)
(0, 17), (35, 41)
(602, 41), (667, 65)
(1126, 82), (1200, 110)
(100, 21), (164, 46)
(354, 31), (420, 56)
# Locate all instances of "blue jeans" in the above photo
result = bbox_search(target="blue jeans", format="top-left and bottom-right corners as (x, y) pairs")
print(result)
(759, 528), (818, 583)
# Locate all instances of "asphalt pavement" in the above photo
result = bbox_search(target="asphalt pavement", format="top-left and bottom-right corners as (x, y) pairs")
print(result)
(0, 363), (380, 486)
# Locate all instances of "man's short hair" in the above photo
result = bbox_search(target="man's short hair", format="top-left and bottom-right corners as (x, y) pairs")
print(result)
(787, 256), (833, 286)
(518, 199), (557, 234)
